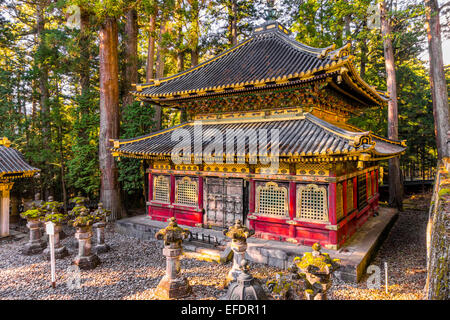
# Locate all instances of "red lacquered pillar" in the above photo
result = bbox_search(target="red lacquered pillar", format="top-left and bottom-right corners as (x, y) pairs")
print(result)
(170, 175), (176, 218)
(342, 180), (348, 217)
(198, 176), (204, 224)
(328, 182), (338, 246)
(353, 176), (358, 210)
(249, 179), (256, 230)
(328, 182), (337, 225)
(148, 171), (153, 218)
(288, 181), (296, 239)
(366, 171), (370, 200)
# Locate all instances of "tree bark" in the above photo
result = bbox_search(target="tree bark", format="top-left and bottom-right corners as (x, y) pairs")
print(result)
(380, 0), (403, 210)
(123, 8), (138, 109)
(229, 0), (238, 46)
(146, 10), (157, 82)
(153, 14), (167, 131)
(37, 2), (50, 147)
(425, 0), (450, 159)
(99, 16), (123, 220)
(79, 8), (90, 97)
(189, 0), (200, 67)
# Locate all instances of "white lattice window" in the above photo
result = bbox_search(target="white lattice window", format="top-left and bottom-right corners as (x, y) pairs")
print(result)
(175, 177), (198, 207)
(153, 175), (170, 203)
(256, 182), (288, 217)
(336, 183), (344, 221)
(296, 184), (328, 222)
(347, 180), (354, 213)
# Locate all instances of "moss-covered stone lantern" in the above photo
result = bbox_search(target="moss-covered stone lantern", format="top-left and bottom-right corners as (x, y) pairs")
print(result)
(92, 202), (111, 254)
(223, 219), (255, 285)
(42, 207), (69, 259)
(69, 207), (100, 270)
(292, 243), (340, 300)
(154, 217), (191, 299)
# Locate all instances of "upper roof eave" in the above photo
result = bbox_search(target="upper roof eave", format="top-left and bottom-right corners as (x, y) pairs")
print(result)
(132, 24), (385, 106)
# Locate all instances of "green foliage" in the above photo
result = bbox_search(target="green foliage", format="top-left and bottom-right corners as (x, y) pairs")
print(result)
(118, 101), (155, 197)
(20, 209), (44, 221)
(43, 213), (67, 224)
(69, 214), (95, 227)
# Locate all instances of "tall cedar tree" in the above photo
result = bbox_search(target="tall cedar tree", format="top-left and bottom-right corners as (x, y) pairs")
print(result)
(425, 0), (450, 159)
(99, 16), (123, 220)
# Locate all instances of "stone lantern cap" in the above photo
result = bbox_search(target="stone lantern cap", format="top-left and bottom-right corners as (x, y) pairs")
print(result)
(93, 202), (111, 222)
(155, 217), (191, 247)
(223, 219), (255, 243)
(293, 243), (340, 275)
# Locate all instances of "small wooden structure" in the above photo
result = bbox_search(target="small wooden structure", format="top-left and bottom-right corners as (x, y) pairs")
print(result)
(0, 137), (40, 237)
(111, 22), (406, 249)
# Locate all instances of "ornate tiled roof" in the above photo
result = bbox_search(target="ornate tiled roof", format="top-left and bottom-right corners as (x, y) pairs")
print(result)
(0, 138), (40, 180)
(111, 113), (405, 161)
(133, 21), (386, 106)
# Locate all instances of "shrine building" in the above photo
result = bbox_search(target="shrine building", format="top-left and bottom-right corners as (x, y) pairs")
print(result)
(111, 22), (406, 250)
(0, 137), (40, 237)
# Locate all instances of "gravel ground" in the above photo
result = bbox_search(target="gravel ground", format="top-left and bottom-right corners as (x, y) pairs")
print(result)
(0, 193), (430, 300)
(328, 193), (430, 300)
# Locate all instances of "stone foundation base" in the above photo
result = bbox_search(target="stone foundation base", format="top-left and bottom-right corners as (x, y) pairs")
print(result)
(154, 276), (191, 300)
(20, 241), (47, 255)
(44, 246), (69, 260)
(73, 254), (100, 270)
(94, 243), (110, 254)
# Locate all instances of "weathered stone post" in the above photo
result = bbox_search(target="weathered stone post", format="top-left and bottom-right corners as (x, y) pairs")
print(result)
(92, 202), (110, 254)
(21, 219), (47, 255)
(71, 208), (100, 270)
(154, 217), (191, 299)
(223, 219), (255, 286)
(292, 243), (340, 300)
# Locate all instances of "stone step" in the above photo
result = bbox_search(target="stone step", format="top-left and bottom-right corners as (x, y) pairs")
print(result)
(183, 242), (232, 264)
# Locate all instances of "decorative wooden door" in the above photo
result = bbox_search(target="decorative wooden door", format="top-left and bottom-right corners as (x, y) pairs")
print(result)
(204, 177), (244, 229)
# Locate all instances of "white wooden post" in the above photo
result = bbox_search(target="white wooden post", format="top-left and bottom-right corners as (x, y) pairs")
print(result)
(46, 222), (56, 288)
(0, 183), (12, 238)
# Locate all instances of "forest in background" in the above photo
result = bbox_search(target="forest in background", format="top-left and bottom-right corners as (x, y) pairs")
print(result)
(0, 0), (449, 216)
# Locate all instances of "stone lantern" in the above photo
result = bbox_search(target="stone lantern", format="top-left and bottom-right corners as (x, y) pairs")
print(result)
(225, 260), (267, 300)
(223, 219), (255, 286)
(20, 202), (46, 255)
(71, 207), (100, 270)
(292, 243), (340, 300)
(154, 217), (191, 299)
(43, 207), (69, 259)
(92, 202), (111, 254)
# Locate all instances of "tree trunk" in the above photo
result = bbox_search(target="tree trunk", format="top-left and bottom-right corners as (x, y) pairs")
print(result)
(425, 0), (450, 160)
(99, 16), (123, 220)
(189, 0), (200, 67)
(78, 7), (90, 144)
(360, 20), (368, 79)
(123, 8), (138, 109)
(37, 2), (50, 147)
(380, 0), (403, 210)
(146, 12), (157, 82)
(153, 15), (167, 131)
(79, 8), (90, 97)
(229, 0), (238, 46)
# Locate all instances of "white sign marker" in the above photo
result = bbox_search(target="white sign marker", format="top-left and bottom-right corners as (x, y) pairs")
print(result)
(45, 221), (56, 288)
